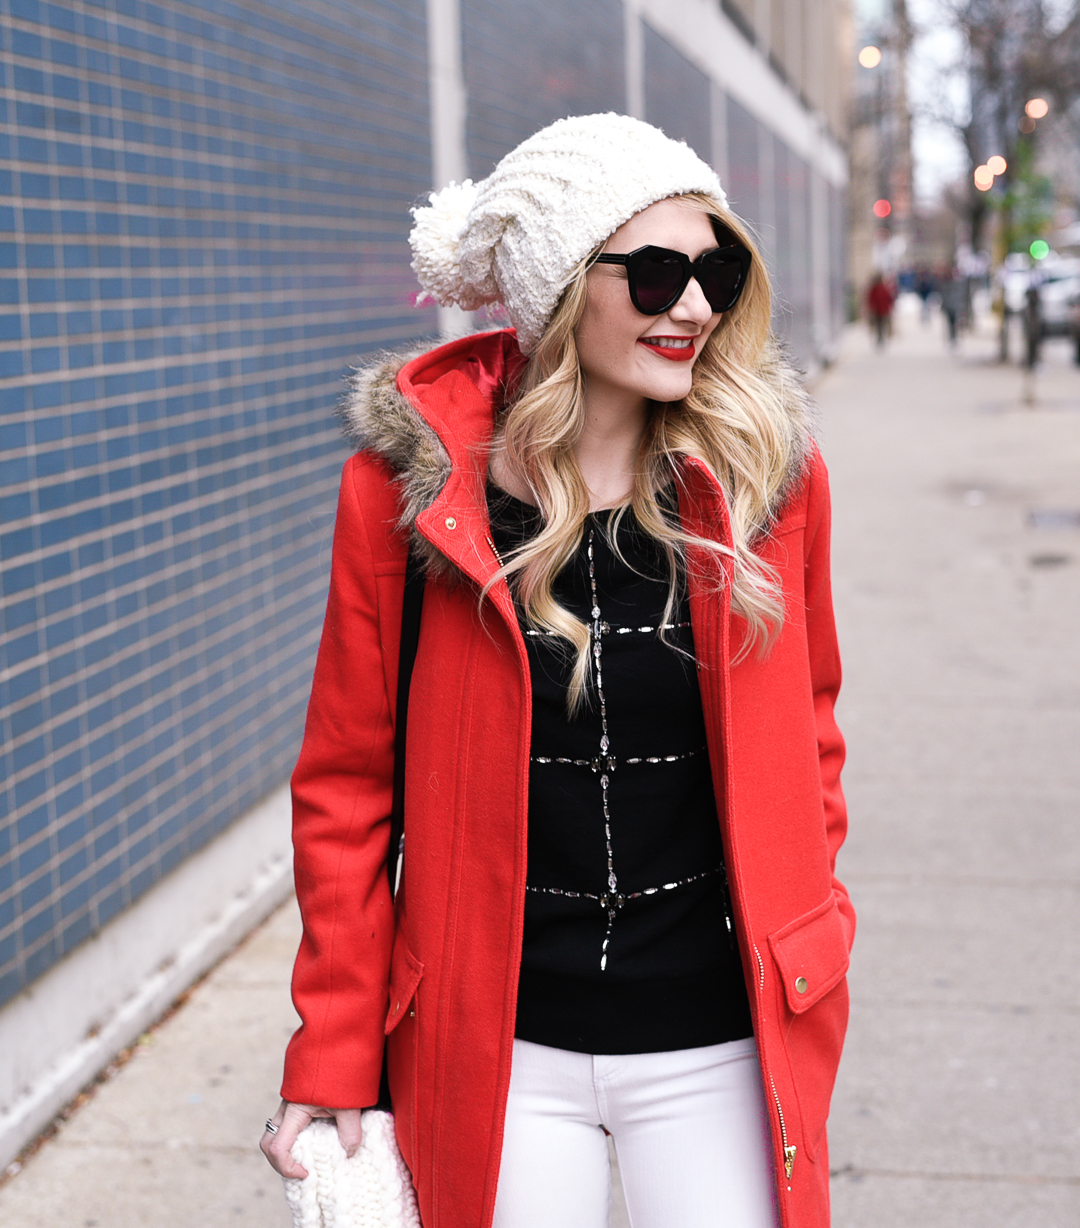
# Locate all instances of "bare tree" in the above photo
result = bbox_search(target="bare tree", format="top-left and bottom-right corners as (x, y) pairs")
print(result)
(916, 0), (1080, 251)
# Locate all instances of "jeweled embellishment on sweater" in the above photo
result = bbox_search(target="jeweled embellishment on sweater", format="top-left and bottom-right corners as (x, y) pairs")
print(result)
(525, 529), (725, 970)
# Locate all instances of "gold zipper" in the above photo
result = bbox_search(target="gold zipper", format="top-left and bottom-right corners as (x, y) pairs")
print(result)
(755, 945), (797, 1182)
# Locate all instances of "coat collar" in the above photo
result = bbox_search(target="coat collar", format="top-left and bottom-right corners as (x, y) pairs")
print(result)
(339, 327), (815, 587)
(341, 329), (525, 589)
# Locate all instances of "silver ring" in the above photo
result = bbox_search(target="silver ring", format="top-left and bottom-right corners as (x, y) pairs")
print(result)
(264, 1118), (279, 1135)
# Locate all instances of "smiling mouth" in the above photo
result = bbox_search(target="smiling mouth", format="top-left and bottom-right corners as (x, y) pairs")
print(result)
(639, 336), (697, 361)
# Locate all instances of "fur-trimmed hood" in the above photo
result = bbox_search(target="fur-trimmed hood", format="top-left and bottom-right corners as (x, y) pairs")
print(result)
(339, 328), (817, 576)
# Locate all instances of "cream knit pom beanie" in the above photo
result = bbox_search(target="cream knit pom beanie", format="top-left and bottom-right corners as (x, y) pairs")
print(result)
(409, 113), (727, 353)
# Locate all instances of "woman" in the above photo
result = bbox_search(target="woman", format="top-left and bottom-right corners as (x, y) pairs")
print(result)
(262, 114), (854, 1228)
(865, 273), (895, 349)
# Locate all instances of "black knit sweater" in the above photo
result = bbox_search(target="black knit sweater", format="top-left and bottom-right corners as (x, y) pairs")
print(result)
(488, 485), (752, 1054)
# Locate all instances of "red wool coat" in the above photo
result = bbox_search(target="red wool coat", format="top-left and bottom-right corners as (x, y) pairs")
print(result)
(281, 330), (855, 1228)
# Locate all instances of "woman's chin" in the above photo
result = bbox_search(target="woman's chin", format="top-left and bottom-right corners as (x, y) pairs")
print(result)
(639, 371), (695, 404)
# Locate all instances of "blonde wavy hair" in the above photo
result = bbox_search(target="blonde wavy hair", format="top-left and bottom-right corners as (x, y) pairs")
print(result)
(485, 193), (800, 711)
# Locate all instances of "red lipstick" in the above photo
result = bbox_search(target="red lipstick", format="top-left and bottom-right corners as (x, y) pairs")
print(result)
(638, 336), (697, 362)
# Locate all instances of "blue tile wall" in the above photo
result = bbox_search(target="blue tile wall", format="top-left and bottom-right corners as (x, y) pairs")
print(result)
(0, 0), (433, 1007)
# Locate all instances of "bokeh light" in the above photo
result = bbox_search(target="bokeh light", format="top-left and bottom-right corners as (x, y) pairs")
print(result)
(1030, 239), (1050, 260)
(1025, 98), (1049, 119)
(872, 199), (892, 218)
(1018, 116), (1036, 133)
(986, 155), (1007, 175)
(973, 165), (994, 190)
(858, 45), (882, 68)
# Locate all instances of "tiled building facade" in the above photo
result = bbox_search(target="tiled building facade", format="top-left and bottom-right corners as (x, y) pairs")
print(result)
(0, 0), (847, 1040)
(0, 0), (434, 1008)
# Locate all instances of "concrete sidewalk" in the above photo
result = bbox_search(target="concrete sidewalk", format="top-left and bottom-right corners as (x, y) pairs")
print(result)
(825, 303), (1080, 1225)
(0, 896), (300, 1226)
(1, 301), (1077, 1226)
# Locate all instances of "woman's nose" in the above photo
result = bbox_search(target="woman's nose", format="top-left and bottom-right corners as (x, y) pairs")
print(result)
(668, 274), (715, 324)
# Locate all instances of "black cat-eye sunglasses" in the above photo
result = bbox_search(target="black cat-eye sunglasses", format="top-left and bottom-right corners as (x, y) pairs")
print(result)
(592, 242), (753, 316)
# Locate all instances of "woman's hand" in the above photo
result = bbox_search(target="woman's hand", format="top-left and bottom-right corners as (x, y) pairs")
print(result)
(260, 1100), (364, 1179)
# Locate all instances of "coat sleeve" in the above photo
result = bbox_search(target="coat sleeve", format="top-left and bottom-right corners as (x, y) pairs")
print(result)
(280, 456), (400, 1109)
(802, 447), (856, 952)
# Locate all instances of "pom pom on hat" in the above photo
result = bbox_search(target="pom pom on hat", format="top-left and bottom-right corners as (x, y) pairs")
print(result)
(409, 113), (728, 353)
(409, 179), (492, 309)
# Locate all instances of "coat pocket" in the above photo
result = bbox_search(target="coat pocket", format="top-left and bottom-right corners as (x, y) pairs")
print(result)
(385, 935), (424, 1034)
(766, 896), (852, 1162)
(767, 896), (850, 1014)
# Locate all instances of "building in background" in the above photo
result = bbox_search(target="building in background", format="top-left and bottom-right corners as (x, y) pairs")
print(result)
(847, 0), (915, 295)
(0, 0), (850, 1166)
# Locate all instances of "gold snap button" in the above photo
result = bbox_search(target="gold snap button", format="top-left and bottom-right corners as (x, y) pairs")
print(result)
(795, 976), (808, 994)
(445, 516), (457, 530)
(408, 1008), (415, 1018)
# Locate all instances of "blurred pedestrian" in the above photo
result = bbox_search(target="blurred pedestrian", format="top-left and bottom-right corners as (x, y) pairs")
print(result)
(866, 273), (895, 347)
(939, 269), (965, 349)
(1023, 283), (1042, 370)
(914, 267), (937, 324)
(261, 114), (854, 1228)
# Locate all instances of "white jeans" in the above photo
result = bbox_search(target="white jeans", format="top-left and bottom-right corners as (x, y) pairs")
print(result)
(492, 1036), (781, 1228)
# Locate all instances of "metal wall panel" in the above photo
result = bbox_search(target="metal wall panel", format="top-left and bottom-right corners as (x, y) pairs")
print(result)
(725, 93), (762, 237)
(774, 140), (812, 361)
(460, 0), (625, 178)
(643, 23), (710, 161)
(726, 92), (826, 366)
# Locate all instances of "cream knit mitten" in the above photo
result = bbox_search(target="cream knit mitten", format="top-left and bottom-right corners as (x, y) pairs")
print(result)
(282, 1111), (421, 1228)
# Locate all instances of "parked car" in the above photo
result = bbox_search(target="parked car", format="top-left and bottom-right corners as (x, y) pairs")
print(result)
(1036, 264), (1080, 339)
(999, 252), (1033, 315)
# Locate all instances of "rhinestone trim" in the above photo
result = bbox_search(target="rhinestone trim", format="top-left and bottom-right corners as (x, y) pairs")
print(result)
(530, 747), (705, 768)
(526, 865), (723, 908)
(526, 530), (719, 971)
(524, 620), (690, 637)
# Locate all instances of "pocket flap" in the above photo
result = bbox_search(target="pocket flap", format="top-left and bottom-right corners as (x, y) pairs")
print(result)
(385, 939), (424, 1035)
(767, 897), (850, 1014)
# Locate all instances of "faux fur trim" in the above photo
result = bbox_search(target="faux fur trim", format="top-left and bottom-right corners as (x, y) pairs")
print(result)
(339, 336), (818, 573)
(339, 346), (459, 580)
(753, 338), (820, 524)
